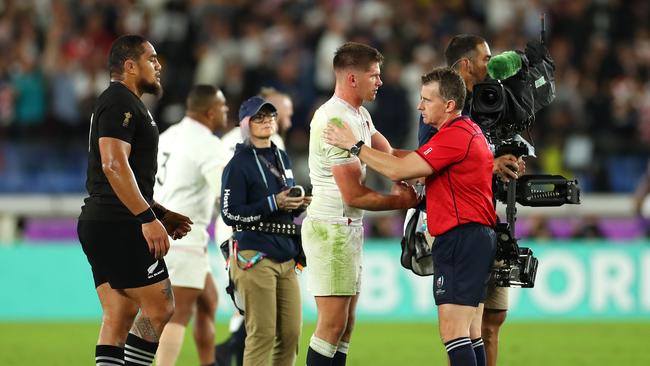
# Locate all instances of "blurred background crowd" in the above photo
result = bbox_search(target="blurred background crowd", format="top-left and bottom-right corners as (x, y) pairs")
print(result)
(1, 0), (650, 240)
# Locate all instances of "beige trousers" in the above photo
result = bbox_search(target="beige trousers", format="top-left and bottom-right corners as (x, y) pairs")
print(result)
(231, 250), (302, 366)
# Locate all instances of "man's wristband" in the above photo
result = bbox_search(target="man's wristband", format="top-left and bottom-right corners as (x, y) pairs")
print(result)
(136, 207), (156, 224)
(151, 204), (168, 219)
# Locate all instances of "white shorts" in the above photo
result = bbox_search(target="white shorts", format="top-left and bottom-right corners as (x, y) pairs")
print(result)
(164, 246), (211, 289)
(301, 217), (364, 296)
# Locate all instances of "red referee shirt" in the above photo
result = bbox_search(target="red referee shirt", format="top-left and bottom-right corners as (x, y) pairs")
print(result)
(416, 116), (496, 236)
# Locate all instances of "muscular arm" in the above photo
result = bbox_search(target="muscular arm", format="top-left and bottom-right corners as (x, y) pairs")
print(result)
(99, 137), (170, 257)
(356, 145), (434, 182)
(332, 160), (416, 211)
(99, 137), (151, 215)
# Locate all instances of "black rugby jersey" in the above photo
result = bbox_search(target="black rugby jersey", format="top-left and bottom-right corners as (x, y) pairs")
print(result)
(80, 82), (159, 220)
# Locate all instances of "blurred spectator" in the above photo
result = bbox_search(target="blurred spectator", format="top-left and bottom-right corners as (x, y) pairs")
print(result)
(572, 216), (605, 239)
(1, 0), (650, 233)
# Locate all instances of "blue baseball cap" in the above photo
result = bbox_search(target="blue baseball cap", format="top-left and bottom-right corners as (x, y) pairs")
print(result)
(238, 96), (277, 122)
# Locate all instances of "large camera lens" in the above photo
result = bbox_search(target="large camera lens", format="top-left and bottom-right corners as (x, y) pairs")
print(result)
(480, 87), (500, 106)
(471, 80), (506, 132)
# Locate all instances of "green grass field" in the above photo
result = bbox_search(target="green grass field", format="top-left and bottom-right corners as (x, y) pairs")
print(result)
(1, 321), (649, 365)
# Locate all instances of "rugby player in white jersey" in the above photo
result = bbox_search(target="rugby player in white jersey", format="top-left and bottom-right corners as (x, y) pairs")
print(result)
(303, 42), (418, 366)
(154, 85), (229, 366)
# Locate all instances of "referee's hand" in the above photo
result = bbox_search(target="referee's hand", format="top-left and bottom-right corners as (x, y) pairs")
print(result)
(142, 220), (170, 259)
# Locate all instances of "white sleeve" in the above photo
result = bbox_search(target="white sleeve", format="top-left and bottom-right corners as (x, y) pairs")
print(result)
(198, 139), (228, 195)
(204, 164), (224, 196)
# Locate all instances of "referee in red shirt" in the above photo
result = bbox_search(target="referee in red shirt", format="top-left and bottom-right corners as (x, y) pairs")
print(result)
(323, 67), (496, 366)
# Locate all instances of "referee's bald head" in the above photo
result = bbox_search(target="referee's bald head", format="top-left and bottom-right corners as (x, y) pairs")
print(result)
(186, 85), (219, 113)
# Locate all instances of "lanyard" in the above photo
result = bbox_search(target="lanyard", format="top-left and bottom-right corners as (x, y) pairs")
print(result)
(252, 145), (289, 188)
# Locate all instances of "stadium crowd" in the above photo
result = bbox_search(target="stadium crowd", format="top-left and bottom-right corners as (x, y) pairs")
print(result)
(1, 0), (650, 238)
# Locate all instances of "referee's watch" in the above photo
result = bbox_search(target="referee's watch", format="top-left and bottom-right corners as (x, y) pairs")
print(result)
(349, 140), (365, 156)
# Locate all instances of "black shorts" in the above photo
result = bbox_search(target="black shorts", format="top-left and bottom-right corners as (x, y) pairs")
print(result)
(432, 223), (496, 306)
(77, 219), (168, 289)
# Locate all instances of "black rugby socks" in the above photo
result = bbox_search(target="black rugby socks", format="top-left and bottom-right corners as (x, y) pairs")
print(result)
(124, 333), (158, 365)
(95, 344), (124, 365)
(331, 340), (349, 366)
(471, 337), (486, 366)
(445, 337), (477, 366)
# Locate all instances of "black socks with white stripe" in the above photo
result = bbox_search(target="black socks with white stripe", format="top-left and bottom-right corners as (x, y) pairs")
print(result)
(124, 333), (158, 365)
(471, 337), (486, 366)
(444, 337), (477, 366)
(96, 345), (124, 365)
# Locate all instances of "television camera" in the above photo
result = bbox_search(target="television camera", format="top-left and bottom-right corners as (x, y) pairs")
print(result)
(471, 15), (581, 288)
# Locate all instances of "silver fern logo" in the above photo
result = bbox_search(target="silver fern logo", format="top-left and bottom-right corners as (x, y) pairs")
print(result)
(147, 260), (159, 275)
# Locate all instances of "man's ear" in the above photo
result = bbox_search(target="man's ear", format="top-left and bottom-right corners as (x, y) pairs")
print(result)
(348, 72), (356, 88)
(124, 59), (137, 75)
(445, 99), (456, 113)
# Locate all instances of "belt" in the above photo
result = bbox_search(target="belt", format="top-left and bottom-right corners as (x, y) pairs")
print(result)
(235, 222), (301, 236)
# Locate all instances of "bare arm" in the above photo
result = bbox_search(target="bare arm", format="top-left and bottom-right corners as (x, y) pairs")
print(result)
(332, 160), (418, 211)
(356, 146), (434, 181)
(327, 122), (433, 181)
(99, 137), (170, 258)
(99, 137), (152, 214)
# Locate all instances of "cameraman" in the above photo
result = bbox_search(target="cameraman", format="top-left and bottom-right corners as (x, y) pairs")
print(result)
(418, 34), (525, 366)
(324, 67), (496, 366)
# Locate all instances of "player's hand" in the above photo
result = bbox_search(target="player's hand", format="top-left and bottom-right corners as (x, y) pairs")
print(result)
(323, 119), (357, 150)
(391, 181), (419, 209)
(142, 219), (170, 259)
(275, 189), (304, 212)
(494, 154), (524, 182)
(161, 210), (193, 240)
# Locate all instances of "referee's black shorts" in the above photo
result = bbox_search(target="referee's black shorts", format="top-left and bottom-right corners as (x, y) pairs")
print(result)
(432, 223), (496, 306)
(78, 220), (169, 289)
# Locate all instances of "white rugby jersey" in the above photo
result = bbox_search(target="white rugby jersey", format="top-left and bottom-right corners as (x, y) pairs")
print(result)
(306, 96), (376, 223)
(154, 117), (228, 247)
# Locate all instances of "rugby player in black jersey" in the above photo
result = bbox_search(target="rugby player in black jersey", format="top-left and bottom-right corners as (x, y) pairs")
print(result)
(77, 34), (193, 366)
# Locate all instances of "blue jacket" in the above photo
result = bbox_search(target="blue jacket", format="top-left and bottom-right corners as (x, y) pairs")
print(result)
(220, 142), (299, 262)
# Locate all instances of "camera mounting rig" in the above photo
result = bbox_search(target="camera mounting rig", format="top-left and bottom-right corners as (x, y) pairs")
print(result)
(490, 139), (580, 288)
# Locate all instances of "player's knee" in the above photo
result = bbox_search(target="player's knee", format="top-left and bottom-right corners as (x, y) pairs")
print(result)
(103, 303), (139, 331)
(321, 318), (347, 339)
(146, 298), (175, 326)
(198, 296), (218, 318)
(342, 316), (355, 339)
(102, 312), (136, 334)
